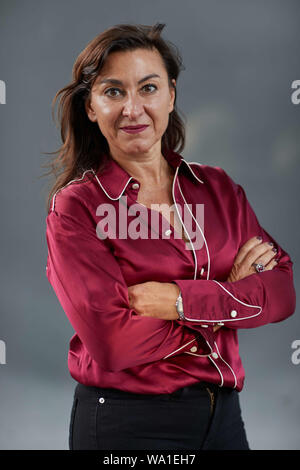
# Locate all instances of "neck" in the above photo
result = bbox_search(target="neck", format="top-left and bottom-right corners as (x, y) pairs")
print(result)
(108, 144), (174, 187)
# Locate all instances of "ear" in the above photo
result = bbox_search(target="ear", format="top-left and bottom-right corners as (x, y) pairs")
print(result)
(169, 79), (176, 113)
(85, 97), (97, 122)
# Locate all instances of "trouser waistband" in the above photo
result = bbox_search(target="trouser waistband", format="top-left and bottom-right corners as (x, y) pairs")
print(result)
(74, 380), (220, 402)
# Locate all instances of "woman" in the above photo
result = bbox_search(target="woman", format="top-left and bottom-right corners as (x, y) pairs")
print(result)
(45, 23), (296, 450)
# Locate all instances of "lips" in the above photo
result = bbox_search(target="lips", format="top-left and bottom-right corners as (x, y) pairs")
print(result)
(121, 125), (149, 130)
(120, 125), (149, 134)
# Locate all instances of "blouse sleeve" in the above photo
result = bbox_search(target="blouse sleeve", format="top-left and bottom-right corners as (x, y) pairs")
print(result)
(171, 170), (296, 329)
(45, 190), (208, 373)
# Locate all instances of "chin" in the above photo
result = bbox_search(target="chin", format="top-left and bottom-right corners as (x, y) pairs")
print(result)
(124, 142), (154, 155)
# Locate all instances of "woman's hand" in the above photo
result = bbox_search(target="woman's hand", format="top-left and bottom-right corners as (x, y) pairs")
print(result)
(128, 282), (223, 331)
(226, 235), (278, 283)
(211, 236), (278, 333)
(128, 281), (180, 321)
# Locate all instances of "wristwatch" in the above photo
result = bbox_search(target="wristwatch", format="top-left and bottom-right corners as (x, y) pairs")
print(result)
(175, 291), (185, 320)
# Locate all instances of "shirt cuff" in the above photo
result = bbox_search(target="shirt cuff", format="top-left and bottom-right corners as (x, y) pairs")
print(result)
(171, 279), (262, 326)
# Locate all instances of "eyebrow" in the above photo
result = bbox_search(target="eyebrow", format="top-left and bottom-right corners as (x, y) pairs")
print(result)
(98, 73), (161, 86)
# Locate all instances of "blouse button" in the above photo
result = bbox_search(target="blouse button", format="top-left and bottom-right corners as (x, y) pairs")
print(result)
(131, 183), (139, 190)
(99, 397), (105, 404)
(190, 346), (198, 353)
(164, 229), (172, 236)
(211, 352), (219, 359)
(230, 310), (238, 318)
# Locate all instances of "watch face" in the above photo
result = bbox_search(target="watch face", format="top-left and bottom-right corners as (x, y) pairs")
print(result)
(176, 292), (184, 317)
(177, 302), (183, 315)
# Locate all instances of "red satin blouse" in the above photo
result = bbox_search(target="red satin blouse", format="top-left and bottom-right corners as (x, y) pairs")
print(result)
(45, 149), (296, 394)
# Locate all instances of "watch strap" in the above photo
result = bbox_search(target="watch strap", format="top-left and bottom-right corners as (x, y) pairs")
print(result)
(175, 291), (185, 320)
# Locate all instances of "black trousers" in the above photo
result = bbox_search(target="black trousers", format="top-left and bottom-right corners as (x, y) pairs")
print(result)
(69, 381), (250, 450)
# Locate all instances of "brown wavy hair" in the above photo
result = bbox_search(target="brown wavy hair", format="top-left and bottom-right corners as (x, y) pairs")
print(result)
(42, 22), (186, 212)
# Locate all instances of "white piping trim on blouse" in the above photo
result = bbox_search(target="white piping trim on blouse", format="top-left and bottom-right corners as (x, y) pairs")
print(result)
(176, 177), (211, 280)
(208, 356), (224, 387)
(214, 341), (237, 389)
(183, 336), (214, 358)
(171, 166), (199, 280)
(91, 158), (204, 201)
(162, 336), (197, 360)
(184, 351), (211, 357)
(210, 280), (262, 323)
(163, 166), (219, 360)
(181, 160), (205, 184)
(51, 169), (95, 212)
(92, 169), (135, 201)
(180, 279), (262, 324)
(163, 167), (215, 360)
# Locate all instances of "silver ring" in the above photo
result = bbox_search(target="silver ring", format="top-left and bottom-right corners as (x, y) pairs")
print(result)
(252, 262), (265, 273)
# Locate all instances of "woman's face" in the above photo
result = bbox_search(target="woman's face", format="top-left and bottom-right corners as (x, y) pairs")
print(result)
(85, 48), (176, 158)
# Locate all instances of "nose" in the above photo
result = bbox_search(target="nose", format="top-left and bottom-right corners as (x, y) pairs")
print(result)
(122, 92), (144, 120)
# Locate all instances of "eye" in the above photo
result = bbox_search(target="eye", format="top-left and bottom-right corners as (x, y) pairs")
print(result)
(143, 83), (157, 93)
(104, 83), (157, 98)
(104, 87), (123, 98)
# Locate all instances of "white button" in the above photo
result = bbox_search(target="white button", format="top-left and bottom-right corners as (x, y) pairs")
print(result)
(164, 229), (172, 236)
(200, 324), (208, 328)
(99, 397), (105, 404)
(132, 183), (139, 189)
(217, 322), (224, 326)
(230, 310), (238, 318)
(190, 346), (198, 353)
(211, 352), (218, 359)
(200, 268), (205, 276)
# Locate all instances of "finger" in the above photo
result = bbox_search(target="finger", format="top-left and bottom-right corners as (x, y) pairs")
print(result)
(213, 325), (222, 332)
(244, 241), (276, 267)
(234, 236), (263, 265)
(252, 246), (277, 269)
(252, 256), (278, 273)
(263, 258), (278, 271)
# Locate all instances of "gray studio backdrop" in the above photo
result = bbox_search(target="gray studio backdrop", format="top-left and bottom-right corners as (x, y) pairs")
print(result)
(0, 0), (299, 450)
